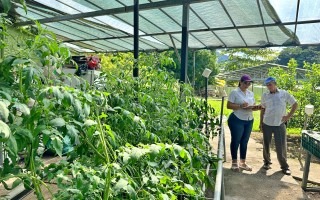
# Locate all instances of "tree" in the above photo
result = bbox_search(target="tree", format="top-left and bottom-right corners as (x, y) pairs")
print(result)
(268, 58), (297, 91)
(99, 50), (218, 92)
(187, 50), (218, 90)
(276, 46), (320, 67)
(220, 48), (278, 71)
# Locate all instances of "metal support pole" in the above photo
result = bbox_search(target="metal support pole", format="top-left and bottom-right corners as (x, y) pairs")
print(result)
(298, 114), (308, 166)
(193, 51), (196, 89)
(220, 96), (227, 162)
(302, 152), (311, 190)
(205, 77), (208, 135)
(180, 3), (189, 83)
(214, 125), (225, 200)
(133, 0), (139, 78)
(221, 170), (225, 200)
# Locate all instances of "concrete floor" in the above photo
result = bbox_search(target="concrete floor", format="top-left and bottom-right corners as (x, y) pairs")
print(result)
(211, 124), (320, 200)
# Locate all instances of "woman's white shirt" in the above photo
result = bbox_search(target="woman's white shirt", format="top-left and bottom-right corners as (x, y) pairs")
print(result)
(228, 87), (255, 121)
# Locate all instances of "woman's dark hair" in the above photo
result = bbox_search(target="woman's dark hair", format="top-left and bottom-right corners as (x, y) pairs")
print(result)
(238, 82), (241, 87)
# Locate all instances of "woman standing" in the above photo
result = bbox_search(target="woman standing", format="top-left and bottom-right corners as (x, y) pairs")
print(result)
(227, 74), (260, 171)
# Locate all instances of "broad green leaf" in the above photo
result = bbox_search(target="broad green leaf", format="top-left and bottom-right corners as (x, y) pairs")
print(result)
(0, 91), (11, 101)
(130, 147), (148, 160)
(38, 87), (50, 100)
(83, 103), (90, 116)
(66, 188), (83, 198)
(20, 0), (27, 14)
(150, 174), (159, 184)
(114, 178), (128, 192)
(66, 124), (80, 145)
(183, 184), (196, 195)
(0, 56), (15, 69)
(15, 128), (33, 142)
(122, 152), (130, 164)
(0, 101), (9, 121)
(13, 103), (30, 116)
(12, 58), (29, 66)
(49, 118), (66, 127)
(150, 144), (162, 154)
(0, 120), (10, 142)
(127, 185), (136, 196)
(5, 134), (17, 159)
(33, 125), (46, 137)
(42, 130), (51, 145)
(12, 179), (22, 189)
(52, 86), (63, 100)
(147, 162), (158, 167)
(123, 110), (131, 116)
(160, 194), (169, 200)
(84, 93), (92, 102)
(84, 119), (97, 126)
(73, 99), (82, 117)
(52, 136), (63, 157)
(142, 176), (149, 184)
(1, 0), (11, 13)
(0, 99), (10, 107)
(63, 92), (73, 106)
(23, 67), (42, 89)
(57, 173), (71, 182)
(173, 144), (183, 157)
(49, 41), (59, 54)
(58, 46), (71, 59)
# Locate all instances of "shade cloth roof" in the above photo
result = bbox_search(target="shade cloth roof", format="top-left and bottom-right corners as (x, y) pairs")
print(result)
(216, 63), (308, 81)
(9, 0), (320, 53)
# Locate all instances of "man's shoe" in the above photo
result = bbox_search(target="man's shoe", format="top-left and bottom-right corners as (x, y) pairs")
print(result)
(263, 163), (271, 170)
(282, 169), (291, 175)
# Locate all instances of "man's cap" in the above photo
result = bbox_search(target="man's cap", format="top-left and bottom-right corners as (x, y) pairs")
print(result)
(240, 74), (253, 82)
(264, 77), (276, 85)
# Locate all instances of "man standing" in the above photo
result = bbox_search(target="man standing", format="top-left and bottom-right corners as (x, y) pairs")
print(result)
(260, 77), (298, 175)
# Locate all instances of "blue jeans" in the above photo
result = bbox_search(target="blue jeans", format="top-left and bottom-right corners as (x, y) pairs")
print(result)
(227, 113), (253, 160)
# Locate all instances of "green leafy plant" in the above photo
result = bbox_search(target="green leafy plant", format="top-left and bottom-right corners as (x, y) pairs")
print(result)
(0, 9), (219, 200)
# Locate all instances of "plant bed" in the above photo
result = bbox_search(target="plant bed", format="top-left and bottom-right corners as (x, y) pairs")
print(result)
(0, 13), (220, 199)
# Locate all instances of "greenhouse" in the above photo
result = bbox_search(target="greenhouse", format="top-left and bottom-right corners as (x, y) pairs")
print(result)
(0, 0), (320, 199)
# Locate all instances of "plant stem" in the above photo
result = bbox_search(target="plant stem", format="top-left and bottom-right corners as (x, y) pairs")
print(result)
(29, 146), (44, 200)
(96, 115), (112, 200)
(82, 136), (106, 161)
(103, 167), (111, 200)
(19, 66), (23, 94)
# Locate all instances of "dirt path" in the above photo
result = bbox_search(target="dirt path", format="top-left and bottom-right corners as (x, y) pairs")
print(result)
(211, 123), (320, 200)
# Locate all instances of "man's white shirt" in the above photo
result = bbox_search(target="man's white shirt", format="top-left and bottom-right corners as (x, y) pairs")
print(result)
(261, 89), (297, 126)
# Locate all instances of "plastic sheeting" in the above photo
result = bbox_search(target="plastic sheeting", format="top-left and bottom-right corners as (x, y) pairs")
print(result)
(12, 0), (320, 52)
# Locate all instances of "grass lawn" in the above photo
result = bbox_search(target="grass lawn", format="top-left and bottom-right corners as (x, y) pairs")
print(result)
(208, 98), (300, 135)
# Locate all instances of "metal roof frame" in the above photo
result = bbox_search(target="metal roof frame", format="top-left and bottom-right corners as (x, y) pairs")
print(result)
(15, 0), (211, 26)
(216, 63), (308, 82)
(12, 0), (320, 52)
(6, 0), (320, 82)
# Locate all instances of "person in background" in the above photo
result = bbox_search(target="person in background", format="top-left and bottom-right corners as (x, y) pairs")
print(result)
(227, 75), (261, 172)
(260, 77), (298, 175)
